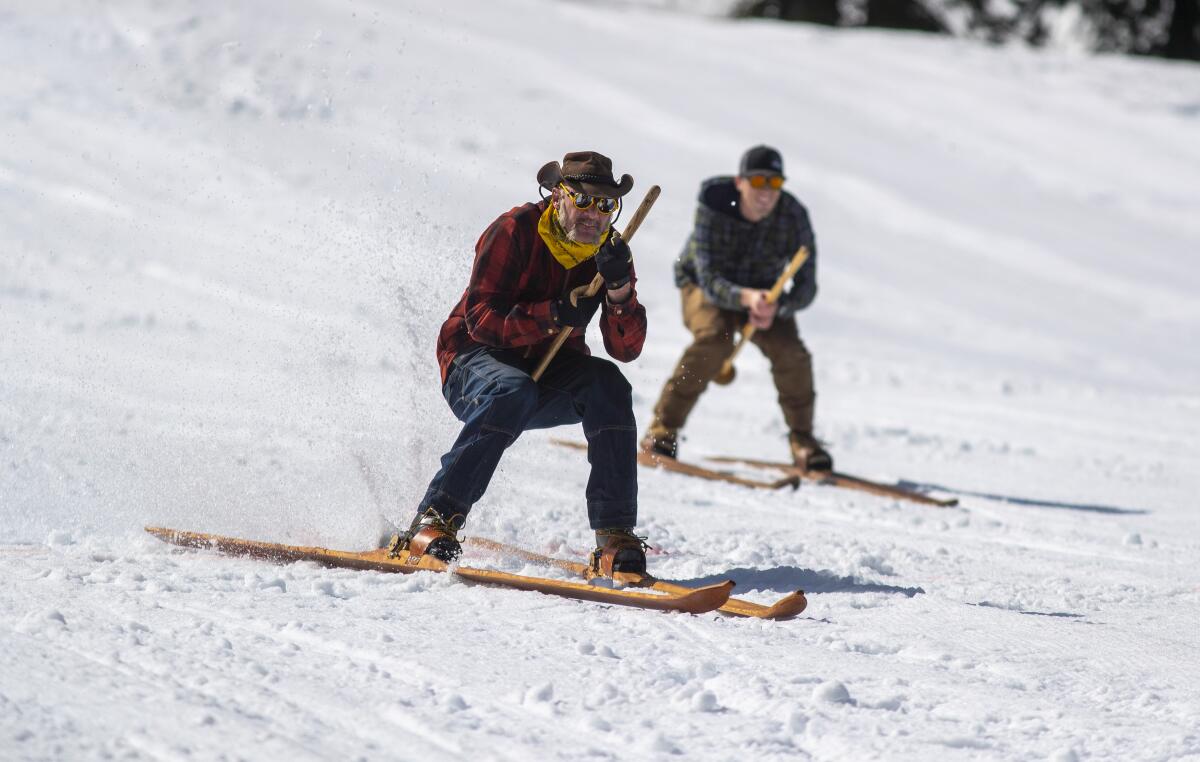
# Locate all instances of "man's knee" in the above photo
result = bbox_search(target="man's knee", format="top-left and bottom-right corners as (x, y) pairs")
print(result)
(756, 329), (811, 365)
(480, 375), (540, 433)
(686, 330), (735, 365)
(589, 359), (633, 405)
(771, 345), (812, 372)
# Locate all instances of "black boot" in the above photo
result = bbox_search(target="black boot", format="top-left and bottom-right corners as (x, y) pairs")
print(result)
(789, 431), (833, 472)
(639, 430), (678, 460)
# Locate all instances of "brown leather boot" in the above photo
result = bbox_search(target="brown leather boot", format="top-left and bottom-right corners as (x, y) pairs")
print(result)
(789, 431), (833, 473)
(639, 430), (678, 460)
(390, 507), (464, 563)
(589, 527), (649, 577)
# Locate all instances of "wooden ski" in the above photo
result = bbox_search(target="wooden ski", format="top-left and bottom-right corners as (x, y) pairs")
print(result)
(552, 438), (799, 490)
(145, 526), (733, 615)
(704, 456), (959, 507)
(466, 537), (808, 620)
(550, 438), (954, 505)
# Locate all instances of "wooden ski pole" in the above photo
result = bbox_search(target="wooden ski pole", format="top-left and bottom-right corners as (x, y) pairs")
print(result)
(531, 185), (661, 382)
(713, 245), (810, 386)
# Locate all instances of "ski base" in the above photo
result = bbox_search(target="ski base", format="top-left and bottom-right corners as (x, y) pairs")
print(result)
(144, 526), (733, 614)
(467, 537), (808, 620)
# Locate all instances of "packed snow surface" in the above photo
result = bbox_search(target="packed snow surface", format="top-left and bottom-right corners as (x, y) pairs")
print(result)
(3, 1), (1199, 760)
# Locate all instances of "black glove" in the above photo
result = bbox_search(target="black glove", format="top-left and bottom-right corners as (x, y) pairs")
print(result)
(553, 291), (602, 328)
(595, 235), (632, 290)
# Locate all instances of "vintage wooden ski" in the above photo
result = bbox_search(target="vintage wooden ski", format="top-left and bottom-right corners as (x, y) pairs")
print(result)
(466, 537), (808, 620)
(550, 438), (955, 505)
(145, 526), (733, 614)
(704, 456), (959, 507)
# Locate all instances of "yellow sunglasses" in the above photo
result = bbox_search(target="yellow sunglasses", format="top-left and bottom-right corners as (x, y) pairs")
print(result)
(747, 174), (785, 190)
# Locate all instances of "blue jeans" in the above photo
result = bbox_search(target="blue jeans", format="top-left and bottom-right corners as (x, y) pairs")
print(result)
(418, 347), (638, 529)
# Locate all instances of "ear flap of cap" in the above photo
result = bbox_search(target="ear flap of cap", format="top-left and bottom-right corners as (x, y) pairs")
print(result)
(537, 161), (563, 191)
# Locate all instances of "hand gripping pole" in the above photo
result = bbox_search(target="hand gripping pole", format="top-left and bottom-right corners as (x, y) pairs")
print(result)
(713, 245), (810, 386)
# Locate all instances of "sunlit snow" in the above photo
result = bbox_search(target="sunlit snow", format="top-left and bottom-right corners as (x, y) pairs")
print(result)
(2, 1), (1199, 759)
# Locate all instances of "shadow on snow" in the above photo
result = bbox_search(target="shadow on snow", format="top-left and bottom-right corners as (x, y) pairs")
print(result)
(675, 565), (924, 598)
(898, 480), (1149, 515)
(971, 601), (1088, 620)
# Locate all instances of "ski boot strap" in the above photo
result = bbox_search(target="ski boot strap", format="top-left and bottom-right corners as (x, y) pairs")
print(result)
(389, 509), (465, 561)
(590, 529), (649, 578)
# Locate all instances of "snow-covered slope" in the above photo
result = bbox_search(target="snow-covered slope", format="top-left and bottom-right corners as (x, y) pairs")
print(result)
(2, 1), (1198, 759)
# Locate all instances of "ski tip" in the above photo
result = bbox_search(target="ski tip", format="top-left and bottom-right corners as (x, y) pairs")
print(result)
(761, 591), (808, 620)
(677, 579), (736, 614)
(772, 475), (802, 490)
(687, 580), (735, 595)
(144, 525), (175, 541)
(690, 579), (735, 595)
(145, 526), (209, 546)
(696, 580), (729, 600)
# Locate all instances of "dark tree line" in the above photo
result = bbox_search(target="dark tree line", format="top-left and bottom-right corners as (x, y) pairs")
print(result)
(733, 0), (1200, 61)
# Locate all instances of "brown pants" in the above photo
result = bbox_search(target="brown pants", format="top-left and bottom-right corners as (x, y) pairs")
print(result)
(648, 283), (815, 438)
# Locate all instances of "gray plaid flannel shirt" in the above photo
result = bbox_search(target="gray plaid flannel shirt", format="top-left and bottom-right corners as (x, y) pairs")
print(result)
(674, 177), (817, 319)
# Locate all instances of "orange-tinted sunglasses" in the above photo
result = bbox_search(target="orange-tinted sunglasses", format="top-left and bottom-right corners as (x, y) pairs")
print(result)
(559, 184), (620, 214)
(747, 174), (785, 190)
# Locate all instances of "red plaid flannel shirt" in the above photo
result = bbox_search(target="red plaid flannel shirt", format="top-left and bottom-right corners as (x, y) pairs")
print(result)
(436, 199), (647, 384)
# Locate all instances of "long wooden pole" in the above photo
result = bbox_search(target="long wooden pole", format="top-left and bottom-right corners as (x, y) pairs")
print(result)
(531, 185), (661, 381)
(713, 245), (810, 386)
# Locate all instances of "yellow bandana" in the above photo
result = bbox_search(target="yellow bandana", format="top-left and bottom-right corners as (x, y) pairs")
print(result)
(538, 204), (609, 270)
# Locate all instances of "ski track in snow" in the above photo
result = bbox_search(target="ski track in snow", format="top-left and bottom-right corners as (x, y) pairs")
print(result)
(3, 0), (1200, 760)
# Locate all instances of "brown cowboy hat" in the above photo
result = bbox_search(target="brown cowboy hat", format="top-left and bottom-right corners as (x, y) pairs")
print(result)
(537, 151), (634, 198)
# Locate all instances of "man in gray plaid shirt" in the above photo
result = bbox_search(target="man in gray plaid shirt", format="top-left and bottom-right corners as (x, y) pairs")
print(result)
(642, 145), (832, 471)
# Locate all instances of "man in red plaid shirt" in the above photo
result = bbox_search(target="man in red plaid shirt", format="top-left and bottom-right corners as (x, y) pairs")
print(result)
(393, 151), (650, 576)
